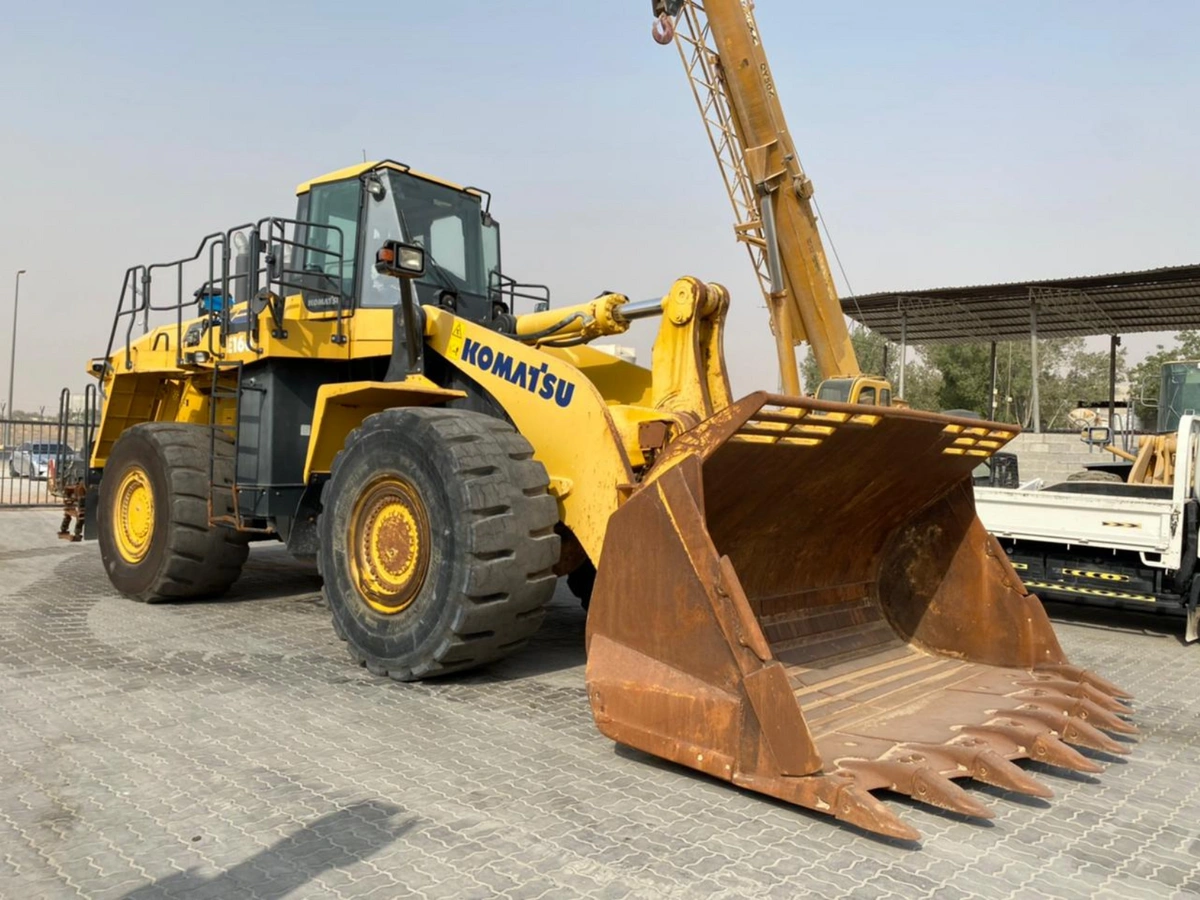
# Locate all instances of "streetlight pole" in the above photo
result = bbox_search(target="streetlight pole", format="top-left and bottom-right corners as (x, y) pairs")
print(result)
(6, 270), (25, 448)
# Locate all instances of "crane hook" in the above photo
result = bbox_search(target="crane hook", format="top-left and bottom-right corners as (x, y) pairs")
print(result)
(652, 13), (675, 45)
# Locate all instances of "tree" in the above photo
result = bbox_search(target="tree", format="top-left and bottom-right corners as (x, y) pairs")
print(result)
(978, 338), (1123, 429)
(799, 327), (941, 408)
(923, 344), (994, 415)
(800, 328), (884, 392)
(797, 329), (1123, 428)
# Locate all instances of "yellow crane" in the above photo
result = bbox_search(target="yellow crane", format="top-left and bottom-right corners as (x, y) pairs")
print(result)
(654, 0), (890, 403)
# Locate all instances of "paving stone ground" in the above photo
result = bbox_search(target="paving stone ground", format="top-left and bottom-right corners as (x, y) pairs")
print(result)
(1, 508), (1198, 899)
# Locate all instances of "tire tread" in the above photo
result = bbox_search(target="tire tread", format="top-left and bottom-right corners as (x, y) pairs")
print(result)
(320, 408), (560, 681)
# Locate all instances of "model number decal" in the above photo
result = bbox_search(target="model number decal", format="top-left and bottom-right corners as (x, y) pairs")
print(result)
(459, 337), (575, 408)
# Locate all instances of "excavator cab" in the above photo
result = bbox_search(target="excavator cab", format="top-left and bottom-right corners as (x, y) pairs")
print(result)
(816, 375), (892, 407)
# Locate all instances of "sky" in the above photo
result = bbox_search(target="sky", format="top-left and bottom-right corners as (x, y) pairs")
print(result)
(0, 0), (1197, 414)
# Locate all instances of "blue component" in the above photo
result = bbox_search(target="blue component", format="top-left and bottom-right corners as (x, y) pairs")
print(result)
(199, 293), (227, 313)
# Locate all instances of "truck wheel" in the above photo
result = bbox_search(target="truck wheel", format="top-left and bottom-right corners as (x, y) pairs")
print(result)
(318, 408), (560, 680)
(98, 424), (249, 602)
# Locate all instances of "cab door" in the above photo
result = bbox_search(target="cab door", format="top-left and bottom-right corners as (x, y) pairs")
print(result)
(297, 178), (363, 312)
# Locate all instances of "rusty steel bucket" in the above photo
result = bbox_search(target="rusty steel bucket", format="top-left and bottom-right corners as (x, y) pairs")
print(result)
(585, 392), (1134, 840)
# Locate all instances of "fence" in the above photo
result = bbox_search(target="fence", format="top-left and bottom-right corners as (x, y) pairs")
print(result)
(0, 414), (93, 509)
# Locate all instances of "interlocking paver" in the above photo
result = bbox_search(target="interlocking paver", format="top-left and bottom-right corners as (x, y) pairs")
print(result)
(3, 508), (1200, 898)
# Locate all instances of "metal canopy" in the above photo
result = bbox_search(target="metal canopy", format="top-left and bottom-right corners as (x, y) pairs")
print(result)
(843, 264), (1200, 345)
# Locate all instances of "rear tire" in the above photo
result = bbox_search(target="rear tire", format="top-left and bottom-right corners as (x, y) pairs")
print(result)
(97, 424), (249, 602)
(317, 408), (560, 680)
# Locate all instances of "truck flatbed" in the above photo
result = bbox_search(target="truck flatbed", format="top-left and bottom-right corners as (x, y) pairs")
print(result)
(975, 415), (1200, 640)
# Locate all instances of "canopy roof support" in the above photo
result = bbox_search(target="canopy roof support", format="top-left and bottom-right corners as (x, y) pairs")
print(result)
(845, 265), (1200, 345)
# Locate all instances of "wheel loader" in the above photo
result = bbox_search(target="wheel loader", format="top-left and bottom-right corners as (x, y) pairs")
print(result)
(74, 3), (1133, 842)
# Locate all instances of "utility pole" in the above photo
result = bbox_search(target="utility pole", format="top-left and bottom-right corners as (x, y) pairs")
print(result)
(5, 269), (25, 447)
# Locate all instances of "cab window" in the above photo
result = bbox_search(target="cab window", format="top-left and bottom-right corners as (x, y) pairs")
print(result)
(816, 380), (852, 403)
(483, 219), (500, 288)
(857, 387), (877, 406)
(360, 180), (404, 308)
(303, 179), (361, 300)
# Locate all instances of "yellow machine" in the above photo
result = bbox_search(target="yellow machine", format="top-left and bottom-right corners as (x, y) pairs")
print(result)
(1084, 361), (1200, 485)
(75, 2), (1132, 840)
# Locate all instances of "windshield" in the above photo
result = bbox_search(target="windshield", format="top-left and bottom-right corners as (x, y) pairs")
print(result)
(1158, 362), (1200, 433)
(360, 171), (487, 309)
(816, 379), (853, 403)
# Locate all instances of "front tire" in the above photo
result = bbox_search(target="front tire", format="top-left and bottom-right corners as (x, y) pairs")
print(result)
(318, 408), (560, 680)
(97, 423), (249, 602)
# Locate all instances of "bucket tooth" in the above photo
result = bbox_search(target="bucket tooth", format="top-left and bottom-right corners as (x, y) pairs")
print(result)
(963, 723), (1104, 774)
(1075, 698), (1138, 735)
(930, 741), (1054, 799)
(970, 748), (1054, 799)
(909, 768), (994, 819)
(1034, 663), (1133, 700)
(1031, 732), (1105, 773)
(1009, 705), (1128, 756)
(838, 759), (993, 819)
(1079, 683), (1135, 716)
(1022, 677), (1134, 714)
(1059, 717), (1131, 756)
(1011, 691), (1139, 736)
(832, 781), (921, 842)
(735, 771), (921, 841)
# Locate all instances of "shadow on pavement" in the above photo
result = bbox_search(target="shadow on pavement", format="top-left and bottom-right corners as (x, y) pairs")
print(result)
(1042, 599), (1185, 645)
(122, 800), (413, 900)
(171, 545), (323, 606)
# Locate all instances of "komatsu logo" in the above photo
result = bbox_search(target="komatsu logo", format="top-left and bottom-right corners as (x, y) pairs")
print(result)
(459, 337), (576, 408)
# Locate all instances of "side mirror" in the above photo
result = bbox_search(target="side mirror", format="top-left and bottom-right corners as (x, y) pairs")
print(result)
(375, 241), (426, 280)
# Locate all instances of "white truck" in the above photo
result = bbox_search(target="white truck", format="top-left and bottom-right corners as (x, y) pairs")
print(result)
(976, 413), (1200, 641)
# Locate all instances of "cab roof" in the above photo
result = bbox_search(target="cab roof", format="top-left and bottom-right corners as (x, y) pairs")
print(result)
(295, 161), (484, 198)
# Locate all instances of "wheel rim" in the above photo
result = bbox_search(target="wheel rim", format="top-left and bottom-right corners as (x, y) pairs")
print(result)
(113, 465), (155, 564)
(349, 474), (432, 615)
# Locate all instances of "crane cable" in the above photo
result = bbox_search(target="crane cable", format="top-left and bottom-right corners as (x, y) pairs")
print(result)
(811, 196), (867, 339)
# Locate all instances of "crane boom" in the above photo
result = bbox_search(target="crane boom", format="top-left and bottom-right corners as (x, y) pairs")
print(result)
(656, 1), (865, 393)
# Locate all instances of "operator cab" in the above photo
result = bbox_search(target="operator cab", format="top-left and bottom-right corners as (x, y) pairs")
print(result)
(1157, 361), (1200, 433)
(815, 375), (892, 407)
(294, 161), (504, 327)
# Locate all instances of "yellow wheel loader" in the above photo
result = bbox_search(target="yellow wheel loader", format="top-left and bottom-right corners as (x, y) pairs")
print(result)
(75, 3), (1133, 842)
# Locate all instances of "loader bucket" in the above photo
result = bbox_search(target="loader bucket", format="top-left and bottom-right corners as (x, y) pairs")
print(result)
(585, 392), (1134, 840)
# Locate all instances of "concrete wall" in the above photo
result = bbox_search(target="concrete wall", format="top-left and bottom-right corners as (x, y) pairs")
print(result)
(1005, 432), (1134, 485)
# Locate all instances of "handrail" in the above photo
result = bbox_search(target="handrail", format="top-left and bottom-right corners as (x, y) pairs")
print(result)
(98, 216), (352, 377)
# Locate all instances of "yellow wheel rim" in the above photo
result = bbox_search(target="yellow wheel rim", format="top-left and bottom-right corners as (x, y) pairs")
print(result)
(349, 474), (431, 615)
(113, 465), (155, 564)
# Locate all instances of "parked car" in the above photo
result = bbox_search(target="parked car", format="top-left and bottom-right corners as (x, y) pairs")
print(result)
(9, 443), (79, 480)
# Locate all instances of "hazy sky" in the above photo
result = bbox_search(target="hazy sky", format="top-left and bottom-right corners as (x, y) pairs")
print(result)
(1, 1), (1197, 414)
